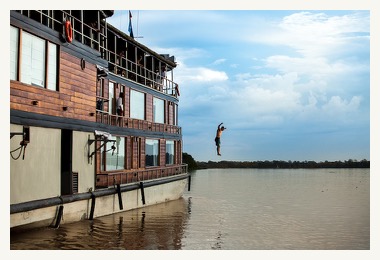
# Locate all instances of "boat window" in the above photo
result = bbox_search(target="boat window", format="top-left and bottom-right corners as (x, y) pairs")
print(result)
(153, 97), (164, 124)
(145, 139), (159, 167)
(13, 28), (58, 91)
(130, 89), (145, 120)
(109, 82), (115, 115)
(101, 135), (125, 171)
(166, 140), (174, 165)
(10, 26), (18, 81)
(21, 31), (46, 87)
(47, 42), (57, 91)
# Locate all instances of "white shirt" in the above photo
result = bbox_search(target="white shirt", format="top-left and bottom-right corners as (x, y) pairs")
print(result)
(117, 97), (123, 110)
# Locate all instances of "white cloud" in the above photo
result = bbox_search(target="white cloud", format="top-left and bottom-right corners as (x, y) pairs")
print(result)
(263, 55), (363, 90)
(177, 67), (228, 82)
(180, 65), (365, 131)
(322, 95), (362, 115)
(246, 11), (369, 60)
(221, 73), (303, 124)
(143, 46), (229, 83)
(211, 59), (227, 65)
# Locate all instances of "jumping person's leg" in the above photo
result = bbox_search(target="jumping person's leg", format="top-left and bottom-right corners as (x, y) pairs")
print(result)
(215, 137), (222, 155)
(215, 137), (220, 155)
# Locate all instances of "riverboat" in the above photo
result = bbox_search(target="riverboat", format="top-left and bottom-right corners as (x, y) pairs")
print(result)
(10, 10), (189, 230)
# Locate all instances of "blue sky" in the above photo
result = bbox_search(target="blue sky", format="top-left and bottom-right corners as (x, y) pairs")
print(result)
(108, 10), (370, 162)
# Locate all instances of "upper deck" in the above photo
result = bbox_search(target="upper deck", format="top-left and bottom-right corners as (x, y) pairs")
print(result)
(10, 10), (181, 136)
(12, 10), (179, 98)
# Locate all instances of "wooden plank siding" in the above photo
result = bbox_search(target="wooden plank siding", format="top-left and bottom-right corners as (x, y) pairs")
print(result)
(125, 136), (132, 170)
(124, 87), (130, 118)
(131, 137), (139, 170)
(145, 93), (153, 122)
(160, 139), (166, 167)
(168, 101), (174, 126)
(176, 140), (182, 165)
(10, 50), (97, 122)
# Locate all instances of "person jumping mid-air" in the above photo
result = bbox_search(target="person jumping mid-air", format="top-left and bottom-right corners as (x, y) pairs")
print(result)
(215, 122), (226, 156)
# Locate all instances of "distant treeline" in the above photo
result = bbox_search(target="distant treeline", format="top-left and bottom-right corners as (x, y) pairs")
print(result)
(183, 153), (370, 170)
(196, 159), (370, 169)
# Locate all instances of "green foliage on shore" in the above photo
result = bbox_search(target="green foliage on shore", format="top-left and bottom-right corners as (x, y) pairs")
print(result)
(182, 152), (369, 170)
(196, 159), (370, 169)
(182, 152), (198, 172)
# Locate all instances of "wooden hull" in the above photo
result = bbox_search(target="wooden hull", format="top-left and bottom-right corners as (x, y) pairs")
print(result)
(11, 174), (189, 230)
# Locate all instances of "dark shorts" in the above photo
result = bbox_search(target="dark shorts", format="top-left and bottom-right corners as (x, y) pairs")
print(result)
(215, 137), (221, 146)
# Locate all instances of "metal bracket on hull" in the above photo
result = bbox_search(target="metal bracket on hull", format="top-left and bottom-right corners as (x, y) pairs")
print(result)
(10, 126), (30, 160)
(10, 126), (30, 140)
(96, 65), (109, 79)
(87, 132), (116, 164)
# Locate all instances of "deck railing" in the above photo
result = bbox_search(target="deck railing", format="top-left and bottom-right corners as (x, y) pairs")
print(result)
(107, 50), (179, 97)
(16, 10), (105, 51)
(95, 109), (181, 135)
(96, 164), (188, 188)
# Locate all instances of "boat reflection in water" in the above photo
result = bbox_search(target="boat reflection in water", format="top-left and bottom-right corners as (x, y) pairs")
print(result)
(10, 197), (191, 250)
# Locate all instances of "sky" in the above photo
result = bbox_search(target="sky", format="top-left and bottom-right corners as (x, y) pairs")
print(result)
(108, 9), (370, 163)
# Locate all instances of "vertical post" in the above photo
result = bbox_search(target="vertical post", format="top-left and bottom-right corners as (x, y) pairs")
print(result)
(188, 174), (191, 191)
(117, 184), (123, 210)
(52, 197), (64, 228)
(139, 182), (146, 205)
(89, 193), (96, 220)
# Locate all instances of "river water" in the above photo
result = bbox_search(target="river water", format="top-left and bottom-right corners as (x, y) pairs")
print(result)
(10, 168), (370, 250)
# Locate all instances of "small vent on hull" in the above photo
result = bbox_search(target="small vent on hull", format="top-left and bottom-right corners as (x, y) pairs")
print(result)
(72, 172), (78, 194)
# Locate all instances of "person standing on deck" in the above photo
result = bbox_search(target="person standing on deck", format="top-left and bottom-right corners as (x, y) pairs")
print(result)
(215, 122), (226, 156)
(116, 92), (124, 116)
(159, 66), (166, 90)
(137, 55), (144, 82)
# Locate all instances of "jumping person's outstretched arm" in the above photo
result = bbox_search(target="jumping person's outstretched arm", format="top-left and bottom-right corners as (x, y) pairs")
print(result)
(218, 122), (223, 129)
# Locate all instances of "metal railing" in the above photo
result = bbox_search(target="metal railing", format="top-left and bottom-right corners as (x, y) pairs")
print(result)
(95, 109), (181, 134)
(107, 50), (179, 97)
(16, 10), (105, 52)
(96, 164), (188, 188)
